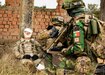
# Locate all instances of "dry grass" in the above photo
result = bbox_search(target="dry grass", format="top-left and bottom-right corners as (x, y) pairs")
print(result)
(0, 42), (36, 75)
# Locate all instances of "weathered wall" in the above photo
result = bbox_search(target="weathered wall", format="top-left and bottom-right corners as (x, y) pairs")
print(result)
(0, 8), (20, 40)
(0, 0), (68, 41)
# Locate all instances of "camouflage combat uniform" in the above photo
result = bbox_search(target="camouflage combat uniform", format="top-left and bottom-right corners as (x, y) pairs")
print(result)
(37, 16), (65, 75)
(86, 17), (105, 74)
(53, 0), (93, 75)
(61, 0), (105, 74)
(13, 38), (45, 73)
(38, 17), (64, 46)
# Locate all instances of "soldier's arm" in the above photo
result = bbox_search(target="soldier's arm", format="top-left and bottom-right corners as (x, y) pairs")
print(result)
(37, 30), (50, 40)
(13, 41), (23, 59)
(34, 40), (45, 57)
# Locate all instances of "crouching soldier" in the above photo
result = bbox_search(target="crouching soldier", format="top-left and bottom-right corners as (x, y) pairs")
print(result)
(13, 28), (46, 74)
(37, 16), (64, 48)
(36, 16), (65, 75)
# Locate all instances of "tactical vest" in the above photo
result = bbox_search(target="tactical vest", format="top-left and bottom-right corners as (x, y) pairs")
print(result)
(66, 20), (84, 55)
(18, 39), (38, 55)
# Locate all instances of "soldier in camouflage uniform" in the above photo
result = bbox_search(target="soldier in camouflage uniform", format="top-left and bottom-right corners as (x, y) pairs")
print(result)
(86, 15), (105, 74)
(13, 28), (46, 73)
(51, 0), (93, 75)
(37, 16), (65, 75)
(37, 16), (64, 48)
(56, 0), (105, 75)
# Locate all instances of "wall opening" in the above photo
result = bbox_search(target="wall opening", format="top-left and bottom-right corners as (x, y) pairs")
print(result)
(0, 0), (5, 6)
(34, 0), (58, 9)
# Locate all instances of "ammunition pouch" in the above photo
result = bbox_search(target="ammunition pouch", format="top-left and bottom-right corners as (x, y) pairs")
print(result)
(87, 18), (100, 35)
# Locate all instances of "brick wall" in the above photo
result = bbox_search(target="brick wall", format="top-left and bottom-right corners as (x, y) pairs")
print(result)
(0, 0), (68, 41)
(0, 8), (20, 41)
(33, 7), (69, 36)
(6, 0), (20, 7)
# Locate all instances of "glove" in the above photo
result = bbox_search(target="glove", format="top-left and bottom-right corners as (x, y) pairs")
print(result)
(22, 55), (31, 59)
(32, 55), (39, 61)
(61, 48), (68, 53)
(50, 46), (63, 51)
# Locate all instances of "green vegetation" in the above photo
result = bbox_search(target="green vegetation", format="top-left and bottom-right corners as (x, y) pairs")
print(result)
(87, 4), (100, 18)
(0, 2), (6, 8)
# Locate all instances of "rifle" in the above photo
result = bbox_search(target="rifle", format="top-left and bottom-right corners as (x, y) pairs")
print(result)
(35, 46), (57, 71)
(46, 20), (72, 54)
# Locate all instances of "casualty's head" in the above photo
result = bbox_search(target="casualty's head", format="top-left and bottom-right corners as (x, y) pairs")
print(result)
(23, 28), (33, 39)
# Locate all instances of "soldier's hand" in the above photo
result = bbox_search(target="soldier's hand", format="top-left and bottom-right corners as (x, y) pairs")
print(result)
(22, 55), (31, 59)
(61, 48), (68, 53)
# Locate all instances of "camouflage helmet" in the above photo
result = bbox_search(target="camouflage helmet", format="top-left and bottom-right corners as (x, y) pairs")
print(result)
(64, 0), (82, 3)
(75, 56), (92, 74)
(62, 0), (85, 17)
(51, 16), (64, 25)
(62, 0), (85, 10)
(67, 7), (85, 17)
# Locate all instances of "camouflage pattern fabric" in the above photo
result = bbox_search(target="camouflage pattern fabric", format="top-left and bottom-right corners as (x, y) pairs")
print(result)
(20, 59), (36, 73)
(37, 25), (62, 40)
(37, 25), (62, 49)
(52, 54), (75, 69)
(37, 30), (50, 40)
(91, 32), (105, 59)
(75, 56), (92, 74)
(93, 42), (105, 59)
(97, 58), (105, 64)
(52, 54), (75, 75)
(89, 20), (105, 59)
(51, 16), (64, 25)
(13, 38), (46, 73)
(35, 70), (48, 75)
(46, 38), (55, 49)
(56, 69), (64, 75)
(13, 38), (44, 59)
(44, 53), (53, 69)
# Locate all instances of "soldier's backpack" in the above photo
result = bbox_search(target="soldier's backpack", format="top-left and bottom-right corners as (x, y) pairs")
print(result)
(92, 20), (105, 59)
(86, 17), (105, 59)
